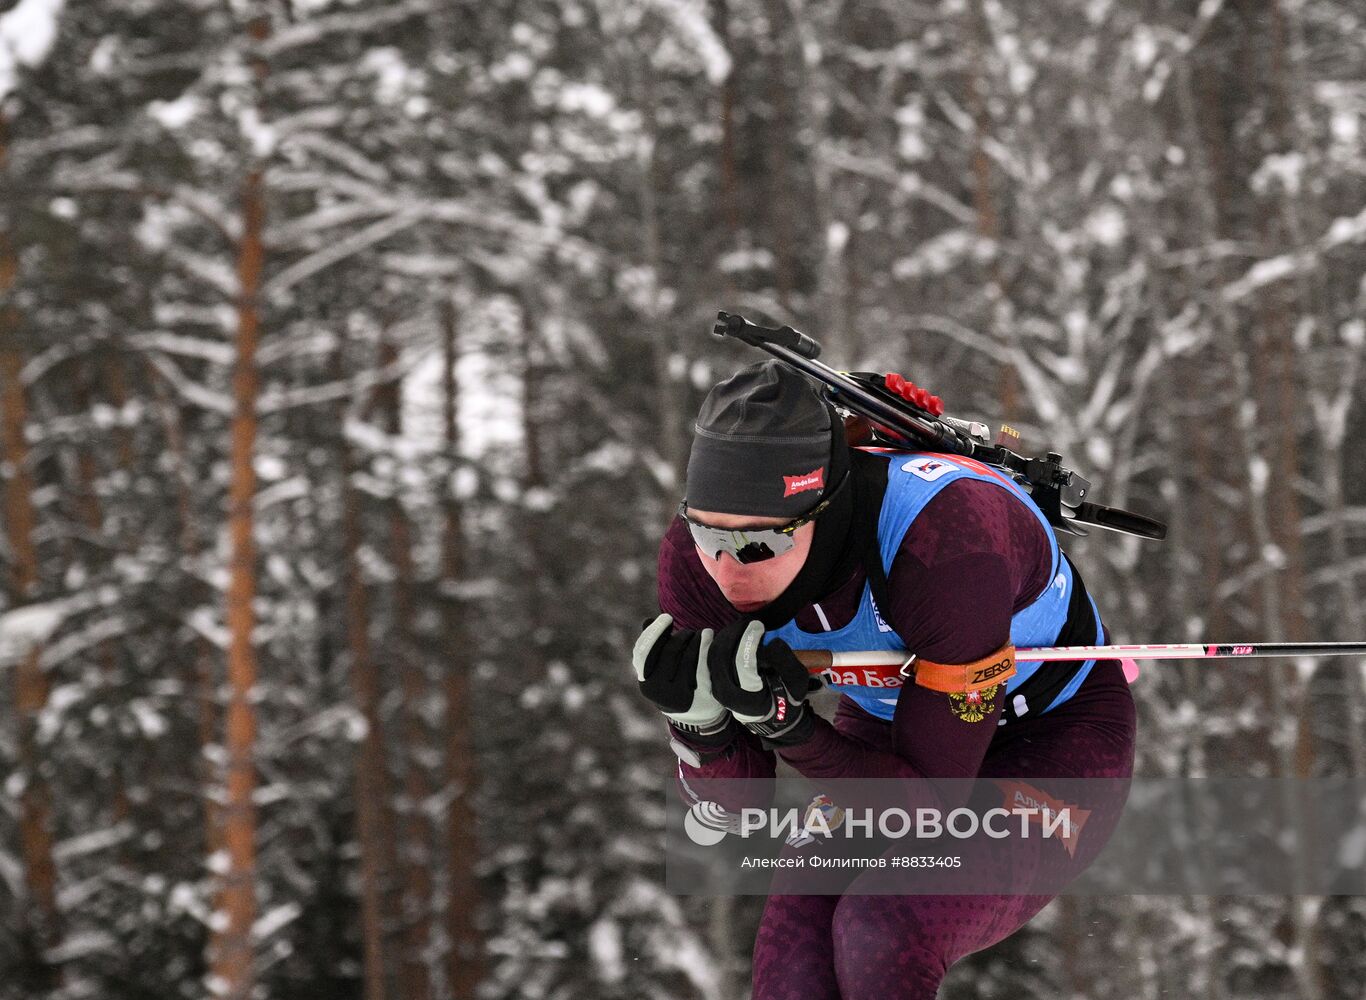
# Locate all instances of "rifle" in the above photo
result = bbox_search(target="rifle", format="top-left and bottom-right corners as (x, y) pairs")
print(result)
(712, 311), (1167, 542)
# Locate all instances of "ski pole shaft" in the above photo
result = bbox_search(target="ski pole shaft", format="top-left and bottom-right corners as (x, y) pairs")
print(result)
(794, 641), (1366, 675)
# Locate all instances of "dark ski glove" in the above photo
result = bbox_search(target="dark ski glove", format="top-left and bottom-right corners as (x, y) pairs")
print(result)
(633, 614), (732, 741)
(707, 619), (821, 748)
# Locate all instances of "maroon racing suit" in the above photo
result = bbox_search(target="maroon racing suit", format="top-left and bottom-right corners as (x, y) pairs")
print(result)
(657, 475), (1136, 1000)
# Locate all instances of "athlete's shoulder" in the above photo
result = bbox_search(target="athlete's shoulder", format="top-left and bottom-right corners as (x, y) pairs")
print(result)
(886, 451), (1010, 486)
(890, 473), (1053, 612)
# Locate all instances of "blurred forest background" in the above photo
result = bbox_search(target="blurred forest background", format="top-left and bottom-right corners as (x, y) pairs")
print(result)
(1, 0), (1365, 998)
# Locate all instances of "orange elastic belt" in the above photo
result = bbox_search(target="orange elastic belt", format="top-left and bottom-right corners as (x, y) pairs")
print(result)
(912, 643), (1017, 694)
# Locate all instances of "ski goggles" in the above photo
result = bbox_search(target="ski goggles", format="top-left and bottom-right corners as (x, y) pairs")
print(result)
(679, 471), (849, 564)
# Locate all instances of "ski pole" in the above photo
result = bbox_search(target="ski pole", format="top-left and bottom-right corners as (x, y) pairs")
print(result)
(793, 642), (1366, 683)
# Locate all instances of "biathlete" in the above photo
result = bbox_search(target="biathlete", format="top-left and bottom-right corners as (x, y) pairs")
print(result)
(632, 360), (1136, 999)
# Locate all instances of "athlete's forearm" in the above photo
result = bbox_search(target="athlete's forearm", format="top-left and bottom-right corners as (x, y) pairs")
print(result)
(667, 720), (774, 775)
(668, 721), (776, 814)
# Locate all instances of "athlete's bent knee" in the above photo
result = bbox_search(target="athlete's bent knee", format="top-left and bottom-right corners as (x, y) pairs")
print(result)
(831, 897), (948, 1000)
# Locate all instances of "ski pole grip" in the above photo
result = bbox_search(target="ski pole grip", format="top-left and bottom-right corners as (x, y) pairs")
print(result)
(713, 311), (822, 359)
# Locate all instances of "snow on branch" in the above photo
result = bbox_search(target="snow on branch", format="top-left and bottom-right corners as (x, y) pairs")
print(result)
(268, 170), (598, 263)
(380, 252), (464, 278)
(281, 130), (391, 186)
(269, 168), (392, 202)
(646, 0), (730, 84)
(128, 332), (235, 366)
(266, 106), (346, 139)
(42, 931), (118, 965)
(0, 846), (19, 898)
(1137, 2), (1227, 106)
(0, 598), (78, 666)
(7, 125), (109, 170)
(264, 210), (424, 300)
(0, 0), (66, 101)
(1221, 254), (1306, 304)
(1004, 338), (1065, 428)
(1301, 507), (1366, 536)
(1324, 206), (1366, 248)
(900, 313), (1001, 357)
(38, 614), (129, 671)
(827, 149), (978, 227)
(254, 475), (309, 514)
(143, 353), (235, 415)
(1306, 554), (1366, 588)
(20, 334), (106, 387)
(262, 0), (433, 57)
(166, 184), (239, 244)
(185, 606), (229, 650)
(23, 401), (148, 454)
(257, 328), (339, 365)
(424, 199), (602, 260)
(266, 200), (395, 248)
(252, 902), (302, 943)
(1223, 206), (1366, 304)
(53, 822), (135, 862)
(257, 320), (432, 414)
(162, 248), (241, 301)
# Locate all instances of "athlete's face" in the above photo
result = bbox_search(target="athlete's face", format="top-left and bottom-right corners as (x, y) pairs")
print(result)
(686, 509), (814, 612)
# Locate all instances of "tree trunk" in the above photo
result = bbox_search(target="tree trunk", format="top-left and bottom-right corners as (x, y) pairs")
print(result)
(779, 0), (846, 355)
(337, 344), (403, 1000)
(965, 0), (1018, 423)
(1, 152), (63, 981)
(634, 61), (685, 513)
(212, 160), (265, 1000)
(70, 360), (134, 827)
(711, 0), (740, 244)
(1179, 38), (1324, 1000)
(441, 297), (484, 999)
(151, 368), (227, 928)
(760, 5), (797, 312)
(375, 335), (434, 1000)
(1130, 112), (1227, 993)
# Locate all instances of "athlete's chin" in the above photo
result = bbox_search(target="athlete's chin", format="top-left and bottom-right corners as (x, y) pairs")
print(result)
(729, 598), (769, 612)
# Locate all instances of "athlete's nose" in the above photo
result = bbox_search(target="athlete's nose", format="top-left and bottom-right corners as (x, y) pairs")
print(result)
(710, 550), (744, 573)
(708, 551), (755, 584)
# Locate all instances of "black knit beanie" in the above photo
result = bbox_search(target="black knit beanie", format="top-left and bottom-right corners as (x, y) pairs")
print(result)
(685, 360), (840, 517)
